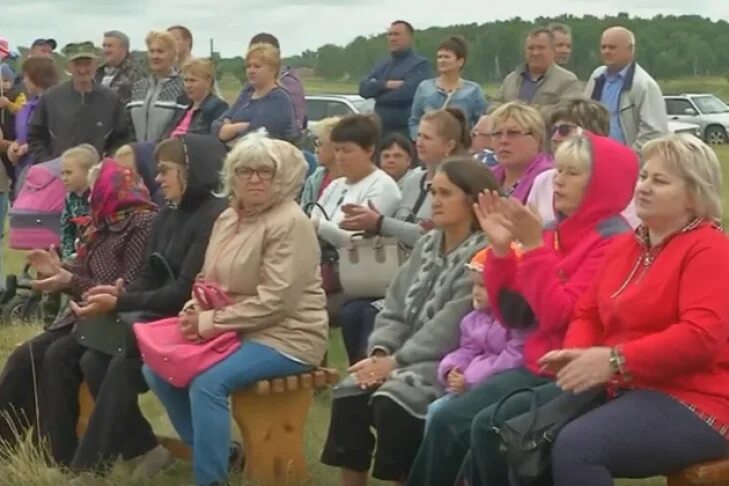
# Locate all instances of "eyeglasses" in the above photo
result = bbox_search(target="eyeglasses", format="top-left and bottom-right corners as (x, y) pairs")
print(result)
(235, 166), (275, 180)
(489, 129), (532, 140)
(552, 123), (579, 137)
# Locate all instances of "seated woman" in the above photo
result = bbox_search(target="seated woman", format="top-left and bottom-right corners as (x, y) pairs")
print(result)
(320, 157), (497, 484)
(406, 133), (639, 486)
(336, 108), (470, 364)
(488, 101), (553, 202)
(143, 134), (328, 486)
(408, 35), (487, 140)
(378, 132), (415, 188)
(212, 43), (296, 144)
(163, 58), (229, 139)
(542, 134), (729, 486)
(300, 116), (341, 210)
(0, 159), (155, 446)
(40, 135), (228, 476)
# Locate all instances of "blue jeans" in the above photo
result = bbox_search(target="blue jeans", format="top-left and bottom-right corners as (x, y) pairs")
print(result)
(425, 393), (455, 431)
(143, 340), (311, 486)
(338, 298), (379, 365)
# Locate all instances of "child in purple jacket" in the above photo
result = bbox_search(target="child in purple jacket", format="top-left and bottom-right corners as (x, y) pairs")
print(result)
(427, 247), (529, 424)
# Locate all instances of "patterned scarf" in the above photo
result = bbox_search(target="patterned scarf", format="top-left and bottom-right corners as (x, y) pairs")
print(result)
(77, 159), (156, 258)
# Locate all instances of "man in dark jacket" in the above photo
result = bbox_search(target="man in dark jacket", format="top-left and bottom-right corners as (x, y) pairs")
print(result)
(43, 134), (229, 476)
(95, 30), (147, 107)
(28, 42), (129, 163)
(359, 20), (431, 137)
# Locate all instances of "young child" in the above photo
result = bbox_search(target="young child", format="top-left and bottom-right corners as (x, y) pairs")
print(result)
(60, 144), (99, 260)
(0, 64), (27, 119)
(114, 144), (137, 173)
(427, 247), (529, 424)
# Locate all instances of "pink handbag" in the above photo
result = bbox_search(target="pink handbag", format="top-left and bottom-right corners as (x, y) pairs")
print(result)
(134, 279), (242, 387)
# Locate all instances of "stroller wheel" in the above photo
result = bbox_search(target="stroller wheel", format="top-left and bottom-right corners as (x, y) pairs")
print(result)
(0, 294), (42, 326)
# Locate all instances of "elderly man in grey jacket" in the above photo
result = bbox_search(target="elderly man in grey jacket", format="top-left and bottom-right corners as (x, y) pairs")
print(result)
(497, 27), (582, 107)
(585, 26), (668, 151)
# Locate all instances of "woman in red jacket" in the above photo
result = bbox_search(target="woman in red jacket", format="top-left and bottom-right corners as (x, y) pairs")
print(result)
(406, 132), (639, 485)
(541, 134), (729, 485)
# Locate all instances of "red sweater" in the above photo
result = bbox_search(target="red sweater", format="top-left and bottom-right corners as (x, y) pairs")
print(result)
(565, 222), (729, 426)
(484, 133), (639, 374)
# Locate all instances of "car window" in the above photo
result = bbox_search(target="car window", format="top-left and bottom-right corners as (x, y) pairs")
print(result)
(665, 98), (695, 116)
(692, 95), (729, 114)
(352, 98), (376, 113)
(305, 100), (329, 122)
(327, 101), (354, 117)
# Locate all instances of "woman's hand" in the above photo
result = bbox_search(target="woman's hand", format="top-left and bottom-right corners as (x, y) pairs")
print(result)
(539, 349), (583, 374)
(447, 368), (467, 394)
(30, 268), (72, 293)
(84, 279), (125, 299)
(70, 293), (119, 318)
(219, 119), (250, 142)
(7, 141), (28, 165)
(348, 355), (396, 389)
(27, 248), (62, 276)
(339, 201), (381, 232)
(473, 191), (514, 256)
(554, 347), (614, 393)
(501, 199), (544, 252)
(178, 307), (202, 342)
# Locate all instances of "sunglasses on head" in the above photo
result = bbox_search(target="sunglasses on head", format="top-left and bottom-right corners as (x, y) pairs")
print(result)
(552, 123), (579, 137)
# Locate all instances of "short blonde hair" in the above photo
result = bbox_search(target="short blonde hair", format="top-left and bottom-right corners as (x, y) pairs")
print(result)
(182, 57), (216, 83)
(245, 42), (281, 73)
(490, 101), (546, 146)
(642, 134), (723, 223)
(61, 144), (100, 172)
(311, 117), (341, 140)
(114, 144), (137, 172)
(87, 163), (102, 187)
(145, 31), (177, 54)
(554, 135), (592, 172)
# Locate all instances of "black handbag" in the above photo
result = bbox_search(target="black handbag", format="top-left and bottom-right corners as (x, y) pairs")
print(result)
(491, 387), (606, 485)
(73, 252), (174, 356)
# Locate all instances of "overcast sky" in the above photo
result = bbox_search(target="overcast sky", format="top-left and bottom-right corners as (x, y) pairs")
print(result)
(1, 0), (726, 57)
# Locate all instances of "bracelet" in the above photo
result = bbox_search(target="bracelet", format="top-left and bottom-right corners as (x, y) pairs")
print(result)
(375, 215), (385, 234)
(609, 347), (630, 380)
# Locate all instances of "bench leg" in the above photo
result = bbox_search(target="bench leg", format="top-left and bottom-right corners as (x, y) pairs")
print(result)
(77, 382), (95, 438)
(232, 388), (313, 485)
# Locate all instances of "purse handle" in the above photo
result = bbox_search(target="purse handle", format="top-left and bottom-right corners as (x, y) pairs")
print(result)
(489, 386), (541, 444)
(304, 202), (332, 221)
(193, 280), (233, 310)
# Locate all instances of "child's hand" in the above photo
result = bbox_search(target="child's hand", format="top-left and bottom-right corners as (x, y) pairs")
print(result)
(447, 368), (467, 394)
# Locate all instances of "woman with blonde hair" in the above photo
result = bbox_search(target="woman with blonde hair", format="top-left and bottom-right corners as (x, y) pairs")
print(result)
(212, 43), (296, 143)
(300, 116), (342, 209)
(163, 58), (228, 138)
(144, 133), (328, 486)
(128, 31), (185, 142)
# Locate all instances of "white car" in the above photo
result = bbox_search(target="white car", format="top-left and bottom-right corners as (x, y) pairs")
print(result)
(302, 94), (375, 150)
(668, 120), (702, 138)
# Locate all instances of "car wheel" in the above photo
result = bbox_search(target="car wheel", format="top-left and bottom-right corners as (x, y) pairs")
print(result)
(705, 126), (727, 145)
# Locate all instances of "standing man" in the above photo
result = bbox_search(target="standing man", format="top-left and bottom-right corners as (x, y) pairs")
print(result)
(95, 31), (146, 107)
(167, 25), (193, 69)
(548, 23), (573, 66)
(585, 26), (668, 151)
(28, 42), (129, 162)
(359, 20), (431, 137)
(29, 38), (56, 58)
(497, 27), (581, 107)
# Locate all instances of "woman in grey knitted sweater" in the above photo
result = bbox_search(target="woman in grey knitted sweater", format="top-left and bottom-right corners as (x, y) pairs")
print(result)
(321, 157), (500, 484)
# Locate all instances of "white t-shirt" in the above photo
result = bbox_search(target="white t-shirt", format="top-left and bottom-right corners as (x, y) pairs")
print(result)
(313, 168), (402, 247)
(527, 169), (640, 229)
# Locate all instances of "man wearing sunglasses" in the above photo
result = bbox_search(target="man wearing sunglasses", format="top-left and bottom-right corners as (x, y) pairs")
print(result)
(585, 26), (668, 151)
(527, 98), (639, 227)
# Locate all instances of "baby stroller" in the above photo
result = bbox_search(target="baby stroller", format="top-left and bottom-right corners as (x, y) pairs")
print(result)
(1, 158), (66, 325)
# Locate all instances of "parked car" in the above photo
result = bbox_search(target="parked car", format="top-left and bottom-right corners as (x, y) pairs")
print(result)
(301, 94), (375, 151)
(664, 94), (729, 144)
(668, 120), (702, 138)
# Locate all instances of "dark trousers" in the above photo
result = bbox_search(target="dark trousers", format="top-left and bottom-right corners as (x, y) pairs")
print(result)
(71, 349), (157, 472)
(551, 390), (729, 486)
(337, 298), (379, 365)
(321, 393), (425, 481)
(406, 368), (556, 486)
(0, 327), (70, 445)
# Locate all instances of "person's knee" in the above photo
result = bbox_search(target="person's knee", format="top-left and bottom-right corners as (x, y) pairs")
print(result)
(43, 338), (72, 366)
(4, 343), (33, 372)
(188, 370), (229, 403)
(470, 407), (497, 449)
(552, 419), (599, 471)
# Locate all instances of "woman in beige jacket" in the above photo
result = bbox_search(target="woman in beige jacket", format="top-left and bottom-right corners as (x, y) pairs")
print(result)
(143, 133), (328, 486)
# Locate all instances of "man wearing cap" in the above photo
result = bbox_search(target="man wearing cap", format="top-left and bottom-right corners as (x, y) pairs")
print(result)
(95, 31), (146, 106)
(28, 42), (129, 163)
(30, 38), (57, 58)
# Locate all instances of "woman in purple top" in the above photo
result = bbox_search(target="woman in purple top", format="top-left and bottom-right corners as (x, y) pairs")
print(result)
(7, 57), (59, 194)
(488, 102), (553, 203)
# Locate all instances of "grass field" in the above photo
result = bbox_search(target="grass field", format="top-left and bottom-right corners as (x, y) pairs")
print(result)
(0, 142), (726, 484)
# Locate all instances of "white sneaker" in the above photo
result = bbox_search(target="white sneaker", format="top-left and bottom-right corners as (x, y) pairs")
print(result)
(130, 445), (173, 480)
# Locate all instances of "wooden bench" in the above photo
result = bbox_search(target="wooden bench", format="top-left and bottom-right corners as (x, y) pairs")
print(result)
(77, 367), (339, 485)
(666, 457), (729, 486)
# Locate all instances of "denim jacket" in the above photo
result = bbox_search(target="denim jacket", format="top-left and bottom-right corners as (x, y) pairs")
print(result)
(408, 78), (487, 140)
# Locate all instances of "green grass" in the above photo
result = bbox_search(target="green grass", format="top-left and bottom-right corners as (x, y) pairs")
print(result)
(0, 149), (728, 486)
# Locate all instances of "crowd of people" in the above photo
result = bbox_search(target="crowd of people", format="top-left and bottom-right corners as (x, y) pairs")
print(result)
(0, 17), (727, 486)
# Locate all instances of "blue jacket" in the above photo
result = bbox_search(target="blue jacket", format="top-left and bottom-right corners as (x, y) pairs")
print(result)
(359, 49), (431, 135)
(211, 86), (296, 141)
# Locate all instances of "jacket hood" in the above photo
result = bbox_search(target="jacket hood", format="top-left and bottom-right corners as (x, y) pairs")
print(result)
(179, 134), (226, 209)
(238, 139), (307, 217)
(556, 132), (639, 249)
